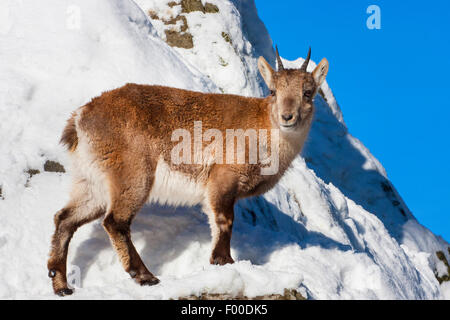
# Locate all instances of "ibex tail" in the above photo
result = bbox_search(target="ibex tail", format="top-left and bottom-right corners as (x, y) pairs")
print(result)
(60, 113), (78, 152)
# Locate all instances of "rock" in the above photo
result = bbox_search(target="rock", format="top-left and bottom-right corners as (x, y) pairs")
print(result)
(27, 169), (40, 178)
(25, 168), (40, 187)
(221, 32), (232, 45)
(44, 160), (66, 173)
(165, 30), (194, 49)
(435, 250), (450, 284)
(147, 10), (159, 20)
(181, 0), (219, 13)
(218, 56), (228, 67)
(204, 3), (219, 13)
(165, 15), (188, 32)
(168, 1), (179, 8)
(24, 160), (65, 187)
(148, 1), (218, 49)
(181, 0), (204, 13)
(178, 289), (305, 300)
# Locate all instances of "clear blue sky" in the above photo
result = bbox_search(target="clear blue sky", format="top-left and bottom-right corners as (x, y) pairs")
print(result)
(255, 0), (450, 242)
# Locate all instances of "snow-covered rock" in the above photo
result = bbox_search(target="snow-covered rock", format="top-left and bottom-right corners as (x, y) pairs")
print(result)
(0, 0), (448, 299)
(134, 0), (274, 96)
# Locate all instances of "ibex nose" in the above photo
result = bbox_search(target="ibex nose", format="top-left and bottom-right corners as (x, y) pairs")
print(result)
(281, 114), (293, 122)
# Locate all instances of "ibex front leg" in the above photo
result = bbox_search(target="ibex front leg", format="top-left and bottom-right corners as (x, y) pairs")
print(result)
(103, 211), (160, 286)
(206, 169), (237, 265)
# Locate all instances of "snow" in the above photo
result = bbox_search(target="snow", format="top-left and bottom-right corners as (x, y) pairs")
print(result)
(135, 0), (274, 96)
(442, 282), (450, 300)
(0, 0), (449, 299)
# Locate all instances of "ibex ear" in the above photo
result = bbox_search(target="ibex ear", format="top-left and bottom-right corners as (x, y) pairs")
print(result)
(258, 56), (276, 90)
(312, 58), (329, 87)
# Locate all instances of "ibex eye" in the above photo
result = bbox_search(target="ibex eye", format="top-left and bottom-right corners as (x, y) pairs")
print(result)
(304, 90), (313, 98)
(270, 90), (276, 96)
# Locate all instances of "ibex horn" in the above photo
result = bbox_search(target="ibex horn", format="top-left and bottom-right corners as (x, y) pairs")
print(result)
(300, 47), (311, 72)
(275, 45), (284, 71)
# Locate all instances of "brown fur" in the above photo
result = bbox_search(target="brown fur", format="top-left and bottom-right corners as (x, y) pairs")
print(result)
(48, 54), (329, 295)
(60, 113), (78, 152)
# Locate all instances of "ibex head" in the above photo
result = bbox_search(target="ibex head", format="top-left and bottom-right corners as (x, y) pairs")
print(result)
(258, 46), (329, 133)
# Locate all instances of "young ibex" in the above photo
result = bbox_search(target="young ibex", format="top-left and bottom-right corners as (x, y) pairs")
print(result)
(48, 48), (329, 295)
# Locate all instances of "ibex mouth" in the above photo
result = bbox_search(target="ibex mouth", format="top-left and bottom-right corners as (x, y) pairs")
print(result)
(280, 122), (298, 131)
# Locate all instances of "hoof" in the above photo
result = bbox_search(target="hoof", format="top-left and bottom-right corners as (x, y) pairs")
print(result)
(129, 269), (160, 286)
(139, 277), (160, 286)
(56, 288), (73, 297)
(133, 273), (160, 286)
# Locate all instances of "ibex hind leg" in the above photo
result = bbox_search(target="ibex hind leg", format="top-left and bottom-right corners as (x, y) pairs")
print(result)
(47, 181), (106, 296)
(102, 174), (159, 287)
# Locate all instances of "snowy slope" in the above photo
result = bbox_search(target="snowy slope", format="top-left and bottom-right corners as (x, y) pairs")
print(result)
(134, 0), (274, 96)
(0, 0), (448, 299)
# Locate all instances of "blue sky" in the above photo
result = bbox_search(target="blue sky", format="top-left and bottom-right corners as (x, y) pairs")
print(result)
(255, 0), (450, 241)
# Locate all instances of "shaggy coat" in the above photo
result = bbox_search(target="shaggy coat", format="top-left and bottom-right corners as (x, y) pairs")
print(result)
(47, 53), (329, 296)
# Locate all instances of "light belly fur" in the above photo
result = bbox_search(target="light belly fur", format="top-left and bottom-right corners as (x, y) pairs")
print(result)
(147, 158), (207, 207)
